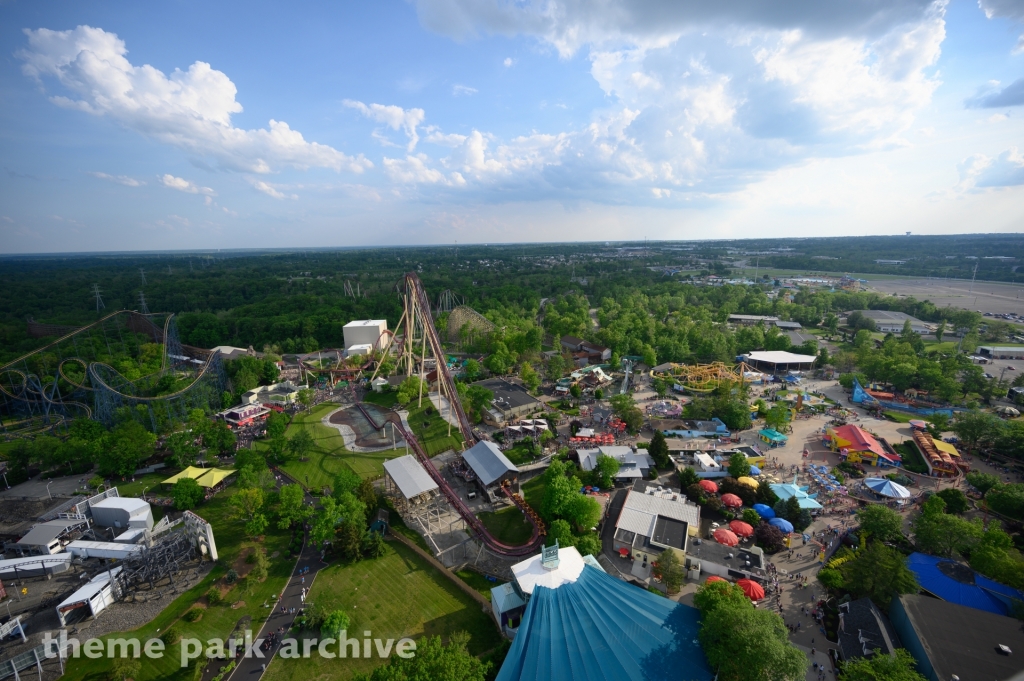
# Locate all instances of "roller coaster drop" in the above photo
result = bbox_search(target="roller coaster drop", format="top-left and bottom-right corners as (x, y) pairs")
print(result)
(369, 273), (546, 557)
(0, 311), (225, 433)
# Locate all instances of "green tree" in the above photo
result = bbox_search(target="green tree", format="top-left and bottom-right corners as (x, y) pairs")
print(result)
(912, 495), (983, 557)
(484, 341), (516, 375)
(824, 313), (839, 339)
(396, 375), (427, 406)
(935, 488), (969, 514)
(678, 466), (700, 490)
(287, 428), (316, 460)
(110, 657), (142, 681)
(321, 609), (351, 638)
(231, 487), (265, 523)
(311, 496), (340, 546)
(594, 454), (620, 489)
(700, 604), (807, 681)
(764, 404), (789, 432)
(351, 632), (487, 681)
(842, 542), (919, 607)
(277, 484), (309, 529)
(569, 383), (582, 400)
(546, 353), (567, 379)
(574, 532), (601, 557)
(656, 550), (684, 594)
(172, 478), (204, 511)
(245, 513), (269, 539)
(817, 568), (845, 591)
(986, 483), (1024, 520)
(99, 421), (156, 478)
(520, 362), (541, 393)
(727, 451), (751, 479)
(742, 508), (761, 527)
(694, 579), (751, 614)
(934, 319), (946, 343)
(462, 359), (482, 382)
(647, 430), (671, 469)
(756, 480), (779, 506)
(966, 471), (1000, 495)
(839, 649), (926, 681)
(357, 477), (378, 511)
(562, 493), (602, 532)
(265, 411), (289, 439)
(969, 526), (1024, 589)
(856, 505), (904, 543)
(297, 387), (315, 413)
(545, 519), (575, 548)
(952, 410), (1001, 453)
(166, 430), (200, 469)
(460, 384), (494, 423)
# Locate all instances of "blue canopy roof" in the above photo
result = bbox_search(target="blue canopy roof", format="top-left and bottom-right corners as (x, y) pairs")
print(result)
(497, 565), (713, 681)
(907, 553), (1024, 617)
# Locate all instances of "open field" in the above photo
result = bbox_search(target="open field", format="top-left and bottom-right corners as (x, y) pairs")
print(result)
(864, 277), (1024, 318)
(63, 486), (294, 681)
(264, 540), (502, 681)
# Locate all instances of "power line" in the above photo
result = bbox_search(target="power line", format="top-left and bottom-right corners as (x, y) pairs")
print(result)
(92, 282), (105, 311)
(139, 268), (146, 285)
(138, 291), (150, 315)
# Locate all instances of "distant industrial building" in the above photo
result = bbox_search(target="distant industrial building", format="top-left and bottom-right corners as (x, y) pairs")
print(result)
(728, 314), (779, 326)
(874, 259), (907, 265)
(856, 310), (931, 334)
(342, 319), (387, 351)
(978, 346), (1024, 360)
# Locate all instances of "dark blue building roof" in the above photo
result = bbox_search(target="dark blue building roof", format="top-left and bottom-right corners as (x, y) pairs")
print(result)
(907, 552), (1024, 617)
(496, 565), (713, 681)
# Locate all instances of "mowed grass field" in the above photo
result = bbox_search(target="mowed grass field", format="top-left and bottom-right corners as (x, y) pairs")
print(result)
(63, 486), (294, 681)
(257, 404), (401, 489)
(264, 541), (501, 681)
(474, 475), (547, 547)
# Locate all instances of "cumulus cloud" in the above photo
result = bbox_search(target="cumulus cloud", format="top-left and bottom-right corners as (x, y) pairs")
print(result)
(88, 171), (143, 186)
(978, 0), (1024, 53)
(383, 154), (465, 185)
(160, 174), (215, 195)
(503, 57), (515, 67)
(344, 100), (425, 151)
(965, 77), (1024, 108)
(385, 0), (948, 201)
(17, 26), (371, 174)
(252, 180), (298, 200)
(957, 147), (1024, 191)
(410, 0), (936, 57)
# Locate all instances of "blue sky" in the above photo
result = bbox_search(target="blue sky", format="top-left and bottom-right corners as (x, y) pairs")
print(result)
(1, 0), (1023, 253)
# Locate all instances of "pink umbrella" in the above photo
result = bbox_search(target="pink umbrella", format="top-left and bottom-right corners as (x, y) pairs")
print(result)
(736, 578), (765, 601)
(713, 529), (739, 546)
(704, 576), (726, 584)
(698, 480), (718, 493)
(721, 493), (742, 508)
(729, 520), (754, 537)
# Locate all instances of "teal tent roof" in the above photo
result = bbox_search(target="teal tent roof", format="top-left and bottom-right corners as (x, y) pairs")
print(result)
(770, 474), (823, 510)
(496, 565), (713, 681)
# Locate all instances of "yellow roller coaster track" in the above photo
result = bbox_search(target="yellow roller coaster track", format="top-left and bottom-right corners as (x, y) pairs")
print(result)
(655, 361), (756, 393)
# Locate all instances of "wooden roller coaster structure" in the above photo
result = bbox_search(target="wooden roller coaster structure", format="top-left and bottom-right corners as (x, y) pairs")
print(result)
(366, 273), (546, 557)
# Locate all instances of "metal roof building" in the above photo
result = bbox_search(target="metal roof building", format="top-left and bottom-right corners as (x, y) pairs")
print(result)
(383, 454), (438, 501)
(496, 563), (713, 681)
(462, 440), (519, 487)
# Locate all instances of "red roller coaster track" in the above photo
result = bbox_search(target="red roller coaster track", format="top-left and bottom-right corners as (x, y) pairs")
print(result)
(356, 272), (545, 557)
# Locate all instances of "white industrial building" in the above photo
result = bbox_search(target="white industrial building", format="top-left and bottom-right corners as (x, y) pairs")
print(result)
(343, 320), (387, 351)
(90, 497), (154, 531)
(57, 567), (123, 627)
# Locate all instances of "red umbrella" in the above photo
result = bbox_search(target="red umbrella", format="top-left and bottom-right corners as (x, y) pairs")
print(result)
(729, 520), (754, 537)
(698, 480), (718, 493)
(713, 528), (739, 546)
(704, 575), (726, 584)
(736, 578), (765, 601)
(618, 548), (630, 558)
(721, 493), (742, 508)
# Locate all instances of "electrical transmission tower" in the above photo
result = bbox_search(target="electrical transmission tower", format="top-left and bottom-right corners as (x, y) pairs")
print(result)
(92, 284), (105, 311)
(138, 291), (150, 315)
(167, 265), (172, 275)
(139, 268), (147, 285)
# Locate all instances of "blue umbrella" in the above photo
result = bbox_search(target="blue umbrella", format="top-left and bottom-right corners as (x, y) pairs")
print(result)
(769, 517), (794, 533)
(752, 504), (775, 518)
(749, 465), (761, 476)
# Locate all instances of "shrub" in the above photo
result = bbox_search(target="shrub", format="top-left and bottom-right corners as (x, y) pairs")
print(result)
(161, 628), (181, 645)
(817, 568), (845, 591)
(206, 588), (223, 606)
(184, 608), (203, 622)
(224, 569), (238, 585)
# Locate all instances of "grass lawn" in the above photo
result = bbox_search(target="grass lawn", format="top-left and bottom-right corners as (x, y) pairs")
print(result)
(454, 568), (500, 597)
(501, 443), (540, 466)
(521, 475), (546, 512)
(894, 442), (929, 475)
(885, 411), (913, 424)
(478, 507), (534, 545)
(113, 471), (175, 498)
(365, 391), (464, 456)
(63, 486), (293, 681)
(256, 404), (403, 489)
(264, 541), (502, 681)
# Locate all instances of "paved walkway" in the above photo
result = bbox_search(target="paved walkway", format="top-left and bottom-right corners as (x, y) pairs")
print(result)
(223, 501), (326, 680)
